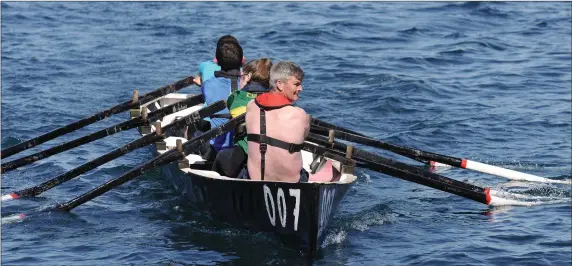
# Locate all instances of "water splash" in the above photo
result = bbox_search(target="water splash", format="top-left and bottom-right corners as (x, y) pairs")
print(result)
(321, 230), (347, 248)
(489, 189), (571, 207)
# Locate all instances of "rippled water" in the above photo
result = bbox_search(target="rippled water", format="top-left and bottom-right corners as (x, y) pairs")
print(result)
(2, 2), (571, 265)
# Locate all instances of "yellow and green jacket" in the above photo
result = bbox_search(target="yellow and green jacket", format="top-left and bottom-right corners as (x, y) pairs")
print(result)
(227, 81), (269, 153)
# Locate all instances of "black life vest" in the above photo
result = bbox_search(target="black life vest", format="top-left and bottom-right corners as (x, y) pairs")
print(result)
(214, 69), (240, 92)
(247, 93), (305, 180)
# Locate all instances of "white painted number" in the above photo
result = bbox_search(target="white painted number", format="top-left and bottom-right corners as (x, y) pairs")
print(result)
(289, 189), (301, 231)
(263, 185), (276, 226)
(263, 185), (301, 231)
(277, 188), (287, 228)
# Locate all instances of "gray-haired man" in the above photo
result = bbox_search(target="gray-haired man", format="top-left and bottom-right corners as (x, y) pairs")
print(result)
(245, 61), (310, 182)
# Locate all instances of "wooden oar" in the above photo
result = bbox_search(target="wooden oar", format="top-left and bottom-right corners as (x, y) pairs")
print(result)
(307, 133), (486, 194)
(57, 113), (245, 212)
(1, 76), (197, 159)
(306, 134), (496, 205)
(1, 100), (226, 201)
(310, 121), (566, 184)
(1, 94), (205, 173)
(2, 114), (245, 222)
(303, 133), (530, 206)
(311, 119), (429, 164)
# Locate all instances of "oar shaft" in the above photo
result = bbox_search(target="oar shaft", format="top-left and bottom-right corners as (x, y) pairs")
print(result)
(309, 134), (482, 192)
(311, 120), (558, 184)
(58, 113), (245, 212)
(2, 100), (225, 201)
(57, 150), (182, 212)
(1, 76), (195, 159)
(310, 125), (459, 165)
(360, 156), (491, 205)
(1, 118), (146, 173)
(10, 134), (164, 199)
(1, 94), (205, 173)
(307, 134), (490, 204)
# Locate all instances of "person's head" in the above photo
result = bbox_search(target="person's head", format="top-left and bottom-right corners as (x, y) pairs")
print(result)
(240, 58), (273, 89)
(269, 61), (304, 102)
(217, 35), (239, 48)
(215, 42), (243, 71)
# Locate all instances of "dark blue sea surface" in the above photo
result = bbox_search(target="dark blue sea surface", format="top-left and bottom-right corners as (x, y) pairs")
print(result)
(1, 2), (571, 265)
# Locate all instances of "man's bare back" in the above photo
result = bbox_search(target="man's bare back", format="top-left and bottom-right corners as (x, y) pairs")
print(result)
(246, 100), (309, 182)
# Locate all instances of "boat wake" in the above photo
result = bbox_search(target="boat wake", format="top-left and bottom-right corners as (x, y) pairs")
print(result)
(321, 230), (348, 248)
(321, 204), (396, 248)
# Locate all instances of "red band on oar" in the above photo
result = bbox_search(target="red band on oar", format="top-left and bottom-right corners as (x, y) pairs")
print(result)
(10, 192), (19, 199)
(484, 187), (491, 204)
(461, 159), (467, 168)
(19, 213), (25, 218)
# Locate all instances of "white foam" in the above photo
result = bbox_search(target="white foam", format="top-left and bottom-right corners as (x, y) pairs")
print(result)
(321, 230), (347, 248)
(489, 190), (571, 206)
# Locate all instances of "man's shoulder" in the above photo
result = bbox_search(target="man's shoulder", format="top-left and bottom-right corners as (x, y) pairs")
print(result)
(286, 105), (307, 116)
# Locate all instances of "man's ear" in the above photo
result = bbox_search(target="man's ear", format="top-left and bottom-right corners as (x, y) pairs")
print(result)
(276, 79), (283, 91)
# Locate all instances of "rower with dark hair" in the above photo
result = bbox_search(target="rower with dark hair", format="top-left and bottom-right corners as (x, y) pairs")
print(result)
(193, 35), (244, 86)
(195, 40), (244, 160)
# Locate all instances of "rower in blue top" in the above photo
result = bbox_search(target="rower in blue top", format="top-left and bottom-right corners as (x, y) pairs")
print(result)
(195, 37), (244, 160)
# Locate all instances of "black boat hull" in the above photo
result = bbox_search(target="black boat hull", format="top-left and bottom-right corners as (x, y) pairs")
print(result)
(160, 161), (354, 256)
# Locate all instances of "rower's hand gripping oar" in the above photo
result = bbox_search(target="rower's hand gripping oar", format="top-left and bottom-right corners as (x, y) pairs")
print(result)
(310, 118), (567, 185)
(1, 76), (197, 159)
(1, 100), (226, 201)
(2, 114), (245, 223)
(1, 94), (206, 173)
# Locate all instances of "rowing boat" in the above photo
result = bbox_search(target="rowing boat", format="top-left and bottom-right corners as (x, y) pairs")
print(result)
(133, 93), (358, 256)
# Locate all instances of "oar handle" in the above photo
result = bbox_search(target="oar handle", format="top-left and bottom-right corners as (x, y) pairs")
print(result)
(1, 76), (195, 159)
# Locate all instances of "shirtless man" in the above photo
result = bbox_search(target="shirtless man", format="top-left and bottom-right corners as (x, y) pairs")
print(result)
(245, 61), (309, 182)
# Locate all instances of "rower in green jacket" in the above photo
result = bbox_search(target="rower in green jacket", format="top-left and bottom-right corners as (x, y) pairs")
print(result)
(213, 58), (273, 178)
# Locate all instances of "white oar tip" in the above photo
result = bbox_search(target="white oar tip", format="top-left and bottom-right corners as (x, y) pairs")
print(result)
(1, 193), (18, 201)
(1, 213), (25, 224)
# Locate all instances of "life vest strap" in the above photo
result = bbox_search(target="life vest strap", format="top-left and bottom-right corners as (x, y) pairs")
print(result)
(260, 109), (267, 180)
(247, 134), (304, 154)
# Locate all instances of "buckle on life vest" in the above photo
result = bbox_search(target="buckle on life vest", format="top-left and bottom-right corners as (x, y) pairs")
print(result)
(288, 144), (298, 154)
(191, 111), (201, 123)
(260, 143), (268, 154)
